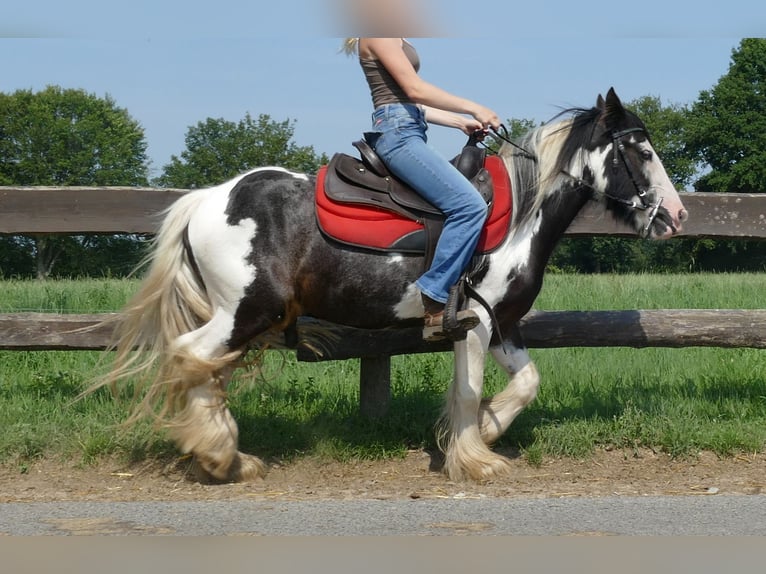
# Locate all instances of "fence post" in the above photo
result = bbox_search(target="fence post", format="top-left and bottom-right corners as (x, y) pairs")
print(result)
(359, 355), (392, 418)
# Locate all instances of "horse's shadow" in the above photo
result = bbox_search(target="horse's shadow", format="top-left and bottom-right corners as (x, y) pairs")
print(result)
(228, 378), (531, 472)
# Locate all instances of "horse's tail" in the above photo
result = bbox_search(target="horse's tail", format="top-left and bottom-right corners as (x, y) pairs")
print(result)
(94, 189), (216, 420)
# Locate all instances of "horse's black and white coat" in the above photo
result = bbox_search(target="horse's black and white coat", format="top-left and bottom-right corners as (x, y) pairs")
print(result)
(102, 89), (687, 482)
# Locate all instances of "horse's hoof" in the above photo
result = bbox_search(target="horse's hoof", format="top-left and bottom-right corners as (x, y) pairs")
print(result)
(190, 452), (267, 483)
(228, 452), (268, 482)
(444, 452), (514, 482)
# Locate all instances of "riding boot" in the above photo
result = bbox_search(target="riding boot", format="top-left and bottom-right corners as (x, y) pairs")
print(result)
(422, 283), (479, 342)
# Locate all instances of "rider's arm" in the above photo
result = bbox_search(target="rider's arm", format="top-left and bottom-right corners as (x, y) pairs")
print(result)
(421, 106), (484, 136)
(361, 38), (501, 130)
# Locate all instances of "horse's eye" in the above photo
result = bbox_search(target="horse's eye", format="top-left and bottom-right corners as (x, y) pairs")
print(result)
(640, 149), (653, 161)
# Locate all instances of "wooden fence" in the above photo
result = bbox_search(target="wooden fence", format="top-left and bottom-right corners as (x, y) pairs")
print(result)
(2, 186), (765, 417)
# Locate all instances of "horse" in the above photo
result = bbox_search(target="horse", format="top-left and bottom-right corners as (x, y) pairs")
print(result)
(100, 88), (687, 483)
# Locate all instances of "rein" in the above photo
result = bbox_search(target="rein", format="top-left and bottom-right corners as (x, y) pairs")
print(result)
(488, 125), (537, 161)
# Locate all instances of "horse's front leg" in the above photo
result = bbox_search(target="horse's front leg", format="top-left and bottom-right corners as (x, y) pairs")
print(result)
(439, 322), (514, 481)
(479, 324), (540, 444)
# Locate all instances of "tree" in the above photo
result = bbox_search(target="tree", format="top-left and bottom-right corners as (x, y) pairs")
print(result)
(0, 86), (148, 187)
(157, 113), (328, 189)
(624, 95), (696, 190)
(0, 86), (149, 278)
(686, 38), (766, 193)
(505, 117), (539, 140)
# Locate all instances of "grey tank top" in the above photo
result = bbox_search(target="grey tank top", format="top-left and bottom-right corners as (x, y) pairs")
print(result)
(360, 40), (421, 109)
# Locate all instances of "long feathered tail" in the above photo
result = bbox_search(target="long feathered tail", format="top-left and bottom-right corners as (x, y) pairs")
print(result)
(92, 188), (223, 421)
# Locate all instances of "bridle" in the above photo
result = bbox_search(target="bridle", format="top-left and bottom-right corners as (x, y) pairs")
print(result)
(603, 127), (664, 238)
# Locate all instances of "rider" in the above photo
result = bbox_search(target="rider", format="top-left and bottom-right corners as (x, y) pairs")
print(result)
(345, 37), (502, 337)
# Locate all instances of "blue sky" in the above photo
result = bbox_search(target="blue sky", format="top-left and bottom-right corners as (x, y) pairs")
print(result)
(2, 1), (762, 179)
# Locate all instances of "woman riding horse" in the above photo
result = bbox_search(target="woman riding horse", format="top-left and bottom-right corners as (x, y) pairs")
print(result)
(345, 36), (502, 338)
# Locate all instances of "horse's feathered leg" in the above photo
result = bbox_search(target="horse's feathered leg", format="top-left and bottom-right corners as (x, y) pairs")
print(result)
(166, 309), (267, 483)
(479, 328), (540, 444)
(438, 322), (513, 481)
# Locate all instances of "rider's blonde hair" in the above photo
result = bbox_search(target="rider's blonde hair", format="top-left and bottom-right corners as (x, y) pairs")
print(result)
(342, 38), (359, 55)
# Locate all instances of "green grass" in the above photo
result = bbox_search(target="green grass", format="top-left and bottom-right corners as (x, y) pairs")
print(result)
(1, 273), (765, 470)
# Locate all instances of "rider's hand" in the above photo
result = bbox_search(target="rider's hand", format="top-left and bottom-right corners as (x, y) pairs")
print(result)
(459, 117), (487, 136)
(471, 105), (502, 131)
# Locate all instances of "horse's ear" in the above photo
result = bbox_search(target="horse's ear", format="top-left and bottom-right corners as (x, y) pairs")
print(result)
(604, 87), (625, 119)
(596, 94), (606, 110)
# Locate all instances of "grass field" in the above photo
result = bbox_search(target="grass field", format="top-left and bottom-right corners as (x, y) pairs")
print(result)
(1, 273), (765, 471)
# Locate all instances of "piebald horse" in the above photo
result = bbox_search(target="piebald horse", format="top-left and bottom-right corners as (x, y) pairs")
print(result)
(101, 89), (687, 482)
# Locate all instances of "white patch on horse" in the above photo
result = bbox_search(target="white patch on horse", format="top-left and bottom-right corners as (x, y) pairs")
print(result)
(491, 344), (531, 374)
(638, 140), (674, 195)
(173, 308), (237, 359)
(278, 167), (309, 182)
(581, 145), (611, 192)
(387, 254), (404, 265)
(474, 210), (544, 309)
(393, 283), (423, 319)
(187, 186), (257, 311)
(254, 166), (309, 181)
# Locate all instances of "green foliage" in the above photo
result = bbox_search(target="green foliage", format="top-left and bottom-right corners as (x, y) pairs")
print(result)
(550, 235), (766, 274)
(505, 117), (539, 139)
(686, 38), (766, 193)
(156, 113), (328, 188)
(0, 85), (148, 187)
(0, 85), (150, 278)
(0, 234), (150, 280)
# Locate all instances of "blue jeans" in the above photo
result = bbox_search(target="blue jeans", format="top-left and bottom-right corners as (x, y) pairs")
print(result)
(371, 103), (488, 303)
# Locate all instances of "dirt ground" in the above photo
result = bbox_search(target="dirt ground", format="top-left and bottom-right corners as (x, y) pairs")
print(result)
(2, 447), (765, 502)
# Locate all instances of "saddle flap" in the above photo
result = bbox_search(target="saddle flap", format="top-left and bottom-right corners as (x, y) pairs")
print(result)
(388, 183), (444, 216)
(326, 153), (443, 216)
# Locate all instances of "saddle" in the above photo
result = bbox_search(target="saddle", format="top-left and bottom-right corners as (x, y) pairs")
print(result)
(318, 132), (505, 269)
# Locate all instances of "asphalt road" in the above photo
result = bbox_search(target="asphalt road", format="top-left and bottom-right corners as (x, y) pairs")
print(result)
(2, 495), (765, 535)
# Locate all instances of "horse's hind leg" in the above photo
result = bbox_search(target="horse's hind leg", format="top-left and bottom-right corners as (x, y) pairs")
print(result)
(478, 326), (540, 445)
(167, 308), (267, 483)
(439, 324), (514, 481)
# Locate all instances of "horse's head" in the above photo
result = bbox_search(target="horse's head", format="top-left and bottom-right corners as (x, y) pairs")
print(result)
(574, 88), (688, 239)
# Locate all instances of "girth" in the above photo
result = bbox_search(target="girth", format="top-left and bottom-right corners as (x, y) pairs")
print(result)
(323, 133), (494, 269)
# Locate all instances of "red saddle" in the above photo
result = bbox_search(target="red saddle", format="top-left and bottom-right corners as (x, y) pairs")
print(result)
(315, 154), (512, 255)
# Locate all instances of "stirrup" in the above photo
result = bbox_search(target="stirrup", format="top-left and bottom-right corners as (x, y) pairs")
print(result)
(422, 309), (480, 342)
(422, 283), (479, 342)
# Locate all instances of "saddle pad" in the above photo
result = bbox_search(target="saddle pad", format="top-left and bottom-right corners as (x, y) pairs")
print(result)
(315, 155), (513, 255)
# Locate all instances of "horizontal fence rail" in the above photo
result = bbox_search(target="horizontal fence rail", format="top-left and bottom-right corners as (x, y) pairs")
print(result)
(1, 187), (766, 238)
(2, 310), (765, 353)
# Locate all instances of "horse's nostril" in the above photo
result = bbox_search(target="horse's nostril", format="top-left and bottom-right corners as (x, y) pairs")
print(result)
(679, 209), (689, 222)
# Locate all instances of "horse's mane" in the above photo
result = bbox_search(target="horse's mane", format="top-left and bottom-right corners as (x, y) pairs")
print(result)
(499, 106), (602, 231)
